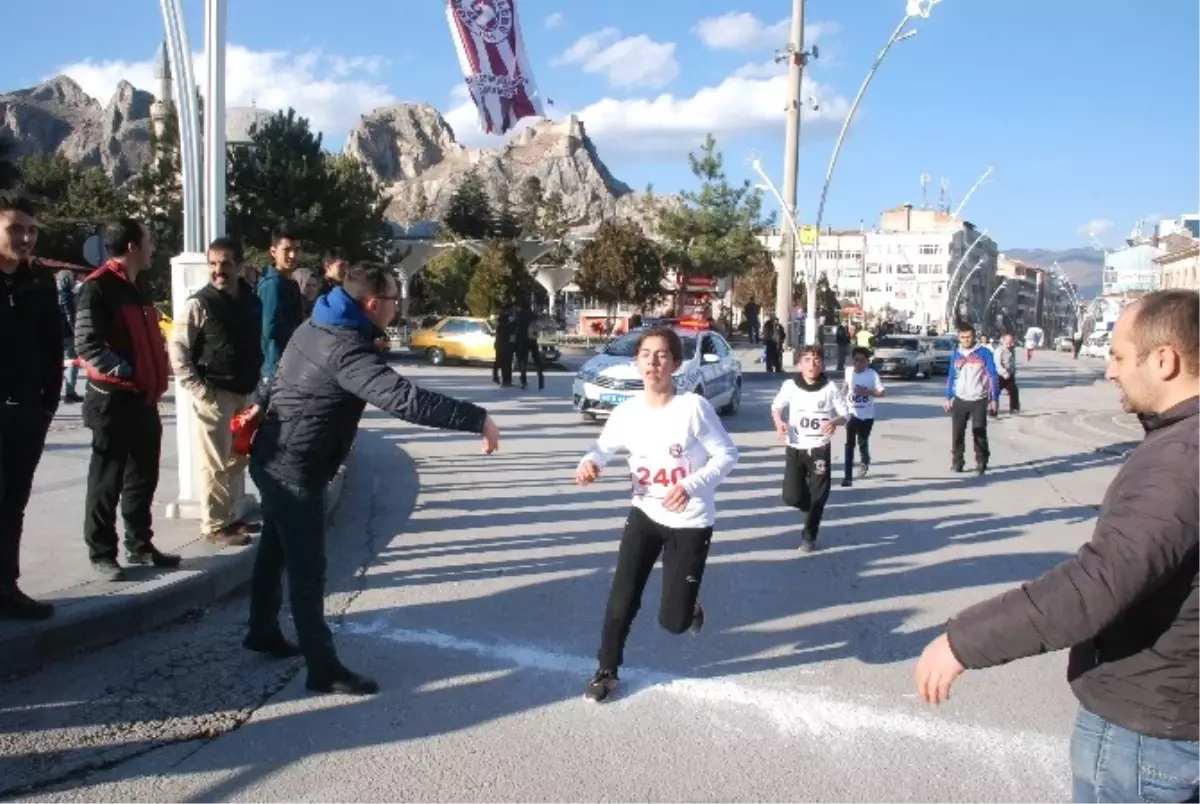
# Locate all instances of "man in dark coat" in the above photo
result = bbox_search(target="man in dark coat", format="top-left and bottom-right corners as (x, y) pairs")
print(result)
(0, 193), (64, 619)
(914, 290), (1200, 803)
(245, 263), (499, 696)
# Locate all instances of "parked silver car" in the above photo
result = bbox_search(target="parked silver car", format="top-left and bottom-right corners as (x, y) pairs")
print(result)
(921, 335), (957, 375)
(870, 335), (935, 379)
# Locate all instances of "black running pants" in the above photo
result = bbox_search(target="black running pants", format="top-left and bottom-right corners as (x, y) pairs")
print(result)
(597, 506), (712, 671)
(843, 417), (874, 479)
(0, 405), (51, 586)
(515, 340), (544, 389)
(950, 397), (989, 468)
(782, 444), (832, 539)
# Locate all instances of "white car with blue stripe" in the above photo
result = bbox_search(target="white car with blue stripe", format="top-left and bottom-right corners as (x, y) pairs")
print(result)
(572, 328), (743, 421)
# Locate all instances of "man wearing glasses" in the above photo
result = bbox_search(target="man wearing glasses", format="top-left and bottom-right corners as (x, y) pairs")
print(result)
(243, 263), (500, 696)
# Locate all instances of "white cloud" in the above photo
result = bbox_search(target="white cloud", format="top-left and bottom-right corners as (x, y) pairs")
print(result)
(1077, 218), (1114, 237)
(53, 46), (395, 146)
(443, 60), (849, 158)
(732, 59), (786, 80)
(552, 28), (680, 89)
(693, 12), (839, 52)
(544, 11), (564, 28)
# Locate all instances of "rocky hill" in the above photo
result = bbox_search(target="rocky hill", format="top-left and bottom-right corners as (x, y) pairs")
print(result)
(1004, 247), (1104, 297)
(0, 76), (154, 185)
(344, 104), (642, 227)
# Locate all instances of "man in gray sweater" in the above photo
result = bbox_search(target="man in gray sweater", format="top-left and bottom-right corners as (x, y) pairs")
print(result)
(993, 332), (1020, 415)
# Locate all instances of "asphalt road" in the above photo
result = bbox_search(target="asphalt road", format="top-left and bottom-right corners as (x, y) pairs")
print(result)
(2, 351), (1129, 802)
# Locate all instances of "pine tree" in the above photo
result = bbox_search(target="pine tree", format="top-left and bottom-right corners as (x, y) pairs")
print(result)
(466, 241), (534, 316)
(515, 176), (544, 238)
(491, 193), (522, 240)
(442, 170), (493, 240)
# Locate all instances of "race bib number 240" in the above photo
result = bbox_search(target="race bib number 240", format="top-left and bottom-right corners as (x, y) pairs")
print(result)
(631, 463), (689, 499)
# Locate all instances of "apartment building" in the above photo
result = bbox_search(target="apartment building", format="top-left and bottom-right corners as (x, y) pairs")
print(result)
(1154, 233), (1200, 291)
(756, 229), (866, 309)
(992, 256), (1039, 334)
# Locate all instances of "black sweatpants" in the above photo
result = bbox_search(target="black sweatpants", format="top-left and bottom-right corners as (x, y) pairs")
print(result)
(82, 386), (162, 561)
(597, 506), (712, 671)
(764, 341), (783, 373)
(515, 340), (544, 389)
(492, 343), (513, 385)
(950, 397), (990, 469)
(783, 444), (832, 540)
(247, 462), (338, 673)
(843, 417), (875, 479)
(997, 376), (1020, 413)
(0, 405), (51, 587)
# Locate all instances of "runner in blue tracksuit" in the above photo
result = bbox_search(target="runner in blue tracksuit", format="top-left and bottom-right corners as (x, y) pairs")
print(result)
(943, 321), (999, 475)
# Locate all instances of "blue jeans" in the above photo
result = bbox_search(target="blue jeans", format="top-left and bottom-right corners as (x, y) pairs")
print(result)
(1071, 707), (1199, 803)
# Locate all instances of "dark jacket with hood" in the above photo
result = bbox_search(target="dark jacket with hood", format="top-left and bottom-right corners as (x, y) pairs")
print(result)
(0, 261), (64, 413)
(947, 396), (1199, 740)
(252, 287), (489, 488)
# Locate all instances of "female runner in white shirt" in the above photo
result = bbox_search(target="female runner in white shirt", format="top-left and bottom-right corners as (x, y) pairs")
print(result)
(576, 327), (739, 703)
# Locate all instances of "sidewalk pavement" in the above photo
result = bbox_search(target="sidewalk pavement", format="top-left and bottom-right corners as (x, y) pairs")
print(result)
(0, 389), (349, 678)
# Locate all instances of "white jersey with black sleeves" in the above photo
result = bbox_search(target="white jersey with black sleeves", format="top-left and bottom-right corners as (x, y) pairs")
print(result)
(580, 392), (739, 529)
(771, 377), (849, 450)
(843, 367), (884, 420)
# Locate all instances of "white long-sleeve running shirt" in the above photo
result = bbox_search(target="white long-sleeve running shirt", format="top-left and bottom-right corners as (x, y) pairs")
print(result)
(580, 392), (739, 529)
(771, 377), (850, 449)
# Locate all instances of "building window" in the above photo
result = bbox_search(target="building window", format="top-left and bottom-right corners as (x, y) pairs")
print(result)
(919, 244), (941, 255)
(866, 264), (881, 274)
(897, 264), (914, 274)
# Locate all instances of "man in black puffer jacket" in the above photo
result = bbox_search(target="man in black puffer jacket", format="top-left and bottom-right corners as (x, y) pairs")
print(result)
(245, 263), (499, 696)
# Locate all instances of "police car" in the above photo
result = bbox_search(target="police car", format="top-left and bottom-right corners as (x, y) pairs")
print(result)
(572, 327), (743, 421)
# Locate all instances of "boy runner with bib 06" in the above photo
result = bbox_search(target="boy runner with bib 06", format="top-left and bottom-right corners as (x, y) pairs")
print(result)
(771, 346), (849, 553)
(841, 346), (885, 487)
(576, 327), (739, 704)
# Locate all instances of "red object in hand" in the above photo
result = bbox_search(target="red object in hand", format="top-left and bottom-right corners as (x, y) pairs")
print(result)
(231, 408), (261, 456)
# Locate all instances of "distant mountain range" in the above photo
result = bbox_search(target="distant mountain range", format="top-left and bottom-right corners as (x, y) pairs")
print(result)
(1003, 247), (1104, 298)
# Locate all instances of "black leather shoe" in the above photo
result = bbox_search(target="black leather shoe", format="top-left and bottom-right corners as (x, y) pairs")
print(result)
(0, 586), (55, 620)
(306, 666), (379, 696)
(124, 546), (182, 568)
(243, 632), (302, 659)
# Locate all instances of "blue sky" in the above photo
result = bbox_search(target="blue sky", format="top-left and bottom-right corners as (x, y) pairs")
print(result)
(3, 0), (1196, 249)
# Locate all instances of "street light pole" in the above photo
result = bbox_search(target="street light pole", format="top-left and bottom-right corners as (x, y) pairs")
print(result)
(772, 0), (806, 346)
(952, 165), (993, 219)
(203, 0), (227, 243)
(943, 226), (988, 327)
(950, 259), (984, 323)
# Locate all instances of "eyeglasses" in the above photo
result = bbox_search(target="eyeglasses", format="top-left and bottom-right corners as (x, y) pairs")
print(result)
(375, 295), (399, 302)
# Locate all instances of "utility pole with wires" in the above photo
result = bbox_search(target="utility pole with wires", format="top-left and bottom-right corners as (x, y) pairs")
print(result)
(773, 0), (808, 346)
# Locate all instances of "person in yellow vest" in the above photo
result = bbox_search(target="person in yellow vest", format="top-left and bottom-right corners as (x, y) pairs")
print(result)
(855, 327), (875, 350)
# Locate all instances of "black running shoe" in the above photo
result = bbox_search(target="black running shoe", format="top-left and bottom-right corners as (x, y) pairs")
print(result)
(585, 669), (619, 703)
(840, 478), (852, 488)
(951, 463), (964, 474)
(798, 537), (817, 554)
(689, 603), (704, 634)
(975, 462), (987, 476)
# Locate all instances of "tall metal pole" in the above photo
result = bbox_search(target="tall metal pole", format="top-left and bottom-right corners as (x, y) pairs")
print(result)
(952, 165), (993, 219)
(203, 0), (227, 243)
(773, 0), (805, 346)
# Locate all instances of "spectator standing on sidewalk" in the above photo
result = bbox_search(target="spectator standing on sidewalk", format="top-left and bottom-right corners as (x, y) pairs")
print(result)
(243, 264), (500, 695)
(75, 218), (177, 581)
(167, 237), (262, 547)
(256, 224), (305, 385)
(993, 331), (1021, 415)
(56, 269), (82, 403)
(0, 193), (64, 620)
(744, 297), (761, 344)
(915, 289), (1200, 804)
(320, 249), (347, 296)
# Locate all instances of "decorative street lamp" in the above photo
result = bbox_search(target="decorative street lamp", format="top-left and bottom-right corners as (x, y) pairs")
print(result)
(943, 227), (989, 327)
(157, 0), (231, 520)
(949, 258), (984, 324)
(952, 165), (994, 219)
(755, 0), (940, 346)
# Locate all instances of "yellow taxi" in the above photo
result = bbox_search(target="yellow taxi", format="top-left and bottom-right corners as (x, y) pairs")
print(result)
(409, 316), (496, 366)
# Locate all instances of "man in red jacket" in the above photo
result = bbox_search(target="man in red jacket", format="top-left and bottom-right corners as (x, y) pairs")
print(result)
(76, 218), (178, 581)
(914, 289), (1199, 803)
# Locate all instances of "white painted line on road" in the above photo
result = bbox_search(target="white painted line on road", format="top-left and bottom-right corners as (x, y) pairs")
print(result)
(344, 620), (1065, 771)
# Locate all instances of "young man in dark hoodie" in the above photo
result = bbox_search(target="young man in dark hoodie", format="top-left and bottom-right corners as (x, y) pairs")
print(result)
(0, 193), (64, 619)
(769, 346), (849, 553)
(256, 224), (305, 386)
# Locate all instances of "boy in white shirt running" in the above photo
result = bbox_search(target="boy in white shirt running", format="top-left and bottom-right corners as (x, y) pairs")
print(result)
(841, 346), (885, 487)
(770, 346), (849, 553)
(576, 327), (739, 703)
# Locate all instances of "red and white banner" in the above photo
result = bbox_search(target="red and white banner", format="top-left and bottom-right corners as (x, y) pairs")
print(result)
(445, 0), (545, 135)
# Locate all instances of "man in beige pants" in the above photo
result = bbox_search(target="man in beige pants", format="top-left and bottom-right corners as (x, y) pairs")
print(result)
(168, 238), (263, 545)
